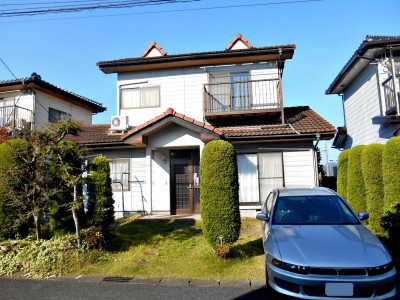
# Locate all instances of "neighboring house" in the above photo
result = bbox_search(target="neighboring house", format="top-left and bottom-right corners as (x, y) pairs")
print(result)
(0, 73), (106, 132)
(326, 35), (400, 149)
(71, 34), (335, 217)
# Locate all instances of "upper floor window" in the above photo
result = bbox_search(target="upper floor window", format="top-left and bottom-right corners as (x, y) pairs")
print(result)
(207, 71), (251, 111)
(121, 86), (160, 109)
(49, 107), (68, 123)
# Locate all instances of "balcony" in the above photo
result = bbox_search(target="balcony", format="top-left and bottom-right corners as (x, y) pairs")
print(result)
(203, 78), (283, 119)
(382, 75), (400, 115)
(0, 105), (34, 130)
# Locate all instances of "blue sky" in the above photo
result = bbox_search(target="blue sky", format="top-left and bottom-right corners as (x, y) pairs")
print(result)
(1, 0), (400, 161)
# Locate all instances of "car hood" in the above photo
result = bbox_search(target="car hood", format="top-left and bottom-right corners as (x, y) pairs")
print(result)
(271, 225), (391, 267)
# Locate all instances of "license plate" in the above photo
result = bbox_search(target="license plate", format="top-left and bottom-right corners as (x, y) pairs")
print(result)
(325, 283), (353, 296)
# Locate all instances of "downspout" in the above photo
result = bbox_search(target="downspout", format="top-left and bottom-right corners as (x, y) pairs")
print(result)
(388, 46), (400, 116)
(313, 133), (321, 187)
(31, 90), (36, 130)
(339, 93), (346, 126)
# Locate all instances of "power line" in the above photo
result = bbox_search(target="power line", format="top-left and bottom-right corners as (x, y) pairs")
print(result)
(0, 57), (18, 80)
(0, 0), (199, 17)
(1, 0), (323, 23)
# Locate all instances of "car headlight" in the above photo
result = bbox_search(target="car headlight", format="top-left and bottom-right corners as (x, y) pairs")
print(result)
(367, 262), (394, 276)
(271, 258), (310, 275)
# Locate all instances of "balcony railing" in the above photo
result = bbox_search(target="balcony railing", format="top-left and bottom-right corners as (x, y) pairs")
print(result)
(382, 75), (400, 115)
(203, 78), (282, 117)
(0, 105), (33, 130)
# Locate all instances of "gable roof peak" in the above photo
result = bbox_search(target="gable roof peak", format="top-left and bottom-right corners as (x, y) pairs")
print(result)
(226, 33), (253, 50)
(142, 41), (167, 57)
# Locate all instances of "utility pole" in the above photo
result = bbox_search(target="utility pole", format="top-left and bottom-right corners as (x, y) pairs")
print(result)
(324, 141), (330, 177)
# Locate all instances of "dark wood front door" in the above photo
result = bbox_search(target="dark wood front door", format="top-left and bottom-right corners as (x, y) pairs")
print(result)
(170, 150), (200, 215)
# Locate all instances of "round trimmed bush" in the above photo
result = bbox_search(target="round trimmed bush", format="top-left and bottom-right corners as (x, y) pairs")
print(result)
(361, 144), (384, 234)
(382, 137), (400, 213)
(347, 145), (367, 213)
(200, 140), (240, 248)
(337, 149), (350, 200)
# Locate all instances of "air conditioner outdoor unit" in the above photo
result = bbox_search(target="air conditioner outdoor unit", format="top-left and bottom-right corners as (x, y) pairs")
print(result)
(111, 115), (129, 131)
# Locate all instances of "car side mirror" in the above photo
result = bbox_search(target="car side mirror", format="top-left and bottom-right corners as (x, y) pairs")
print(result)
(358, 212), (369, 221)
(256, 212), (269, 221)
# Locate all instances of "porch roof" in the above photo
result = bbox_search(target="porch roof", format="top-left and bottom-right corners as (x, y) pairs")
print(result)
(66, 124), (124, 146)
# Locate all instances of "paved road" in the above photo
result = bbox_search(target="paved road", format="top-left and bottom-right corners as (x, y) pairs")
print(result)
(0, 275), (289, 300)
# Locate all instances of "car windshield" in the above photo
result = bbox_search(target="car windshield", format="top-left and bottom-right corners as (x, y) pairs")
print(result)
(272, 195), (360, 225)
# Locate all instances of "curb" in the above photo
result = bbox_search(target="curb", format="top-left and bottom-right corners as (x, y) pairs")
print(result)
(47, 274), (265, 289)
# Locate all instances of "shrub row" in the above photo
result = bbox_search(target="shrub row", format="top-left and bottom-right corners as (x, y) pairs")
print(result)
(337, 137), (400, 233)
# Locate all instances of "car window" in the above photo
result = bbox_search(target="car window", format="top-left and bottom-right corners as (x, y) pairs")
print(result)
(264, 191), (275, 216)
(272, 195), (360, 225)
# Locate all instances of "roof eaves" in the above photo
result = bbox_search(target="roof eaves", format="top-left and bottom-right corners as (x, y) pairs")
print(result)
(326, 35), (400, 94)
(0, 76), (106, 113)
(97, 44), (296, 70)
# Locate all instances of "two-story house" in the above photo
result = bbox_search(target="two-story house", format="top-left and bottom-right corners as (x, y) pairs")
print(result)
(0, 73), (106, 133)
(326, 35), (400, 149)
(72, 34), (335, 217)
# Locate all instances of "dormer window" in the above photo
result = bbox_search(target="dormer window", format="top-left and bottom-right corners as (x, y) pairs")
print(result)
(121, 86), (160, 109)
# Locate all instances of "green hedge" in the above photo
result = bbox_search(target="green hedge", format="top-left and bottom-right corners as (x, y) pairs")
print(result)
(88, 155), (114, 237)
(361, 144), (384, 234)
(382, 137), (400, 212)
(337, 149), (350, 200)
(200, 140), (240, 247)
(347, 145), (367, 213)
(0, 139), (30, 239)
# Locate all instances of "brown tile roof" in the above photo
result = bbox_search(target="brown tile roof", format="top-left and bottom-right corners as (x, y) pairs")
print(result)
(218, 106), (336, 138)
(68, 107), (334, 146)
(226, 33), (253, 50)
(67, 124), (124, 145)
(121, 107), (224, 140)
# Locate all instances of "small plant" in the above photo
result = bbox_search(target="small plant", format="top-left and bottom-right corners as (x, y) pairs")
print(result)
(81, 226), (104, 250)
(213, 244), (233, 259)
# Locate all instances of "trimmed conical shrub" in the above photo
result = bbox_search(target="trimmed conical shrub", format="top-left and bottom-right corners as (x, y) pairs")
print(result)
(361, 144), (384, 234)
(347, 145), (367, 213)
(382, 137), (400, 213)
(200, 140), (240, 248)
(337, 149), (350, 200)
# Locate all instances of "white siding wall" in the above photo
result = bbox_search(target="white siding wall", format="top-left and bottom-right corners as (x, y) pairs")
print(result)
(34, 90), (93, 128)
(283, 150), (315, 188)
(343, 64), (400, 148)
(92, 149), (147, 218)
(117, 63), (279, 126)
(118, 68), (206, 126)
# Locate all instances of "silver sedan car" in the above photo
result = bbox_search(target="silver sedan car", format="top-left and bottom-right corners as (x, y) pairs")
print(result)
(256, 187), (397, 299)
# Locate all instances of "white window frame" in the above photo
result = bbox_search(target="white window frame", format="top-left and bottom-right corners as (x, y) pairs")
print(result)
(237, 152), (284, 205)
(120, 86), (160, 109)
(109, 158), (130, 191)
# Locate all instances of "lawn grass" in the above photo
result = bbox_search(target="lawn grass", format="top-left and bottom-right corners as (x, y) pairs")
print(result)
(77, 217), (265, 280)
